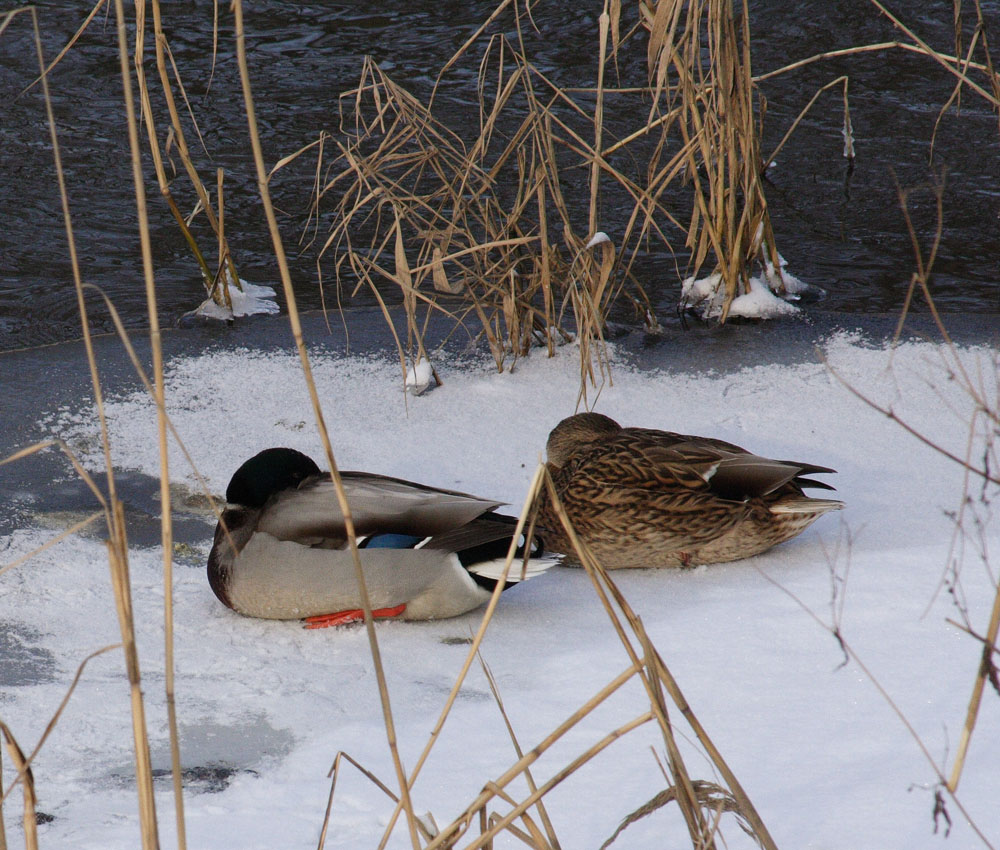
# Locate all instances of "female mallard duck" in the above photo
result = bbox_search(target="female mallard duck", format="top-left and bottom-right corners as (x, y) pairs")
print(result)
(208, 448), (554, 627)
(537, 413), (843, 569)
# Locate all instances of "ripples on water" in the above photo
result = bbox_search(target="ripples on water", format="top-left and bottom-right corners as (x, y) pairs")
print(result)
(1, 1), (998, 350)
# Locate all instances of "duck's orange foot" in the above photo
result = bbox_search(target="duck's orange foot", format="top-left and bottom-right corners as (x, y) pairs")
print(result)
(303, 603), (407, 629)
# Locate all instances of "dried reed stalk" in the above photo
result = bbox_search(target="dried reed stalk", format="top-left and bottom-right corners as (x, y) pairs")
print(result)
(110, 0), (190, 843)
(140, 0), (241, 303)
(1, 646), (120, 809)
(25, 3), (163, 846)
(0, 722), (37, 850)
(538, 470), (779, 849)
(374, 467), (551, 849)
(0, 743), (5, 850)
(231, 2), (426, 846)
(477, 654), (561, 849)
(317, 752), (438, 850)
(32, 0), (236, 303)
(369, 464), (778, 850)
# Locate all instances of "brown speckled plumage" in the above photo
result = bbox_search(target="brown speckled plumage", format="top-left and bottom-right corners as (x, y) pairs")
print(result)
(538, 413), (844, 569)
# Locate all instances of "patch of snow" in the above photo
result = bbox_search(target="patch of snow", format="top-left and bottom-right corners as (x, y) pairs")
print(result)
(728, 275), (800, 318)
(4, 333), (999, 849)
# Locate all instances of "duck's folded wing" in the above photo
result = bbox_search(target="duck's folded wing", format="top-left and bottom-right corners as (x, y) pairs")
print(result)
(255, 474), (503, 543)
(578, 437), (835, 502)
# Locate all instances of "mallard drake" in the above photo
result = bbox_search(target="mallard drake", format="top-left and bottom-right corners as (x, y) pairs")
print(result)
(208, 448), (554, 626)
(537, 413), (844, 569)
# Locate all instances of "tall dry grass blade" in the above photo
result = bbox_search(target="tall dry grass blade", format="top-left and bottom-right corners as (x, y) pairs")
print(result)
(161, 34), (210, 158)
(477, 653), (562, 849)
(106, 500), (160, 850)
(754, 40), (999, 85)
(949, 579), (1000, 792)
(599, 780), (763, 850)
(113, 1), (188, 845)
(316, 752), (436, 850)
(1, 6), (29, 38)
(1, 439), (109, 515)
(589, 10), (609, 237)
(432, 0), (515, 98)
(478, 783), (552, 848)
(455, 714), (655, 850)
(136, 0), (240, 300)
(231, 4), (421, 847)
(376, 466), (549, 850)
(541, 479), (714, 846)
(112, 0), (184, 842)
(411, 662), (642, 850)
(0, 511), (103, 580)
(0, 743), (5, 850)
(0, 722), (37, 850)
(866, 0), (1000, 106)
(80, 285), (234, 547)
(763, 76), (853, 169)
(28, 3), (161, 844)
(541, 470), (779, 849)
(21, 0), (108, 94)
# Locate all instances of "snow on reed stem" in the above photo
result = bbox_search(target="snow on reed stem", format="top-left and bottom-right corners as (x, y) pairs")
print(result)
(230, 2), (424, 846)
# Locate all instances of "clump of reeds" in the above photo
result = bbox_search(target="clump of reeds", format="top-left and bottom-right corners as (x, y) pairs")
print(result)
(307, 0), (1000, 362)
(306, 53), (629, 385)
(304, 0), (801, 376)
(305, 2), (691, 387)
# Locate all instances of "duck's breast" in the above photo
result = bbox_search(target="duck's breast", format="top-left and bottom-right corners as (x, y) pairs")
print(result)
(227, 532), (487, 620)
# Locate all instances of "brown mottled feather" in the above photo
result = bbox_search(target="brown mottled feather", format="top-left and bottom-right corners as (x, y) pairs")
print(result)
(538, 413), (844, 569)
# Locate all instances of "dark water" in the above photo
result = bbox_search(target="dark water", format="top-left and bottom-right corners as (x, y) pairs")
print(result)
(1, 1), (999, 351)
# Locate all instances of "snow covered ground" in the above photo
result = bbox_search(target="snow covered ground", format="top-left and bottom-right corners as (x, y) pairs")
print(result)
(2, 328), (998, 849)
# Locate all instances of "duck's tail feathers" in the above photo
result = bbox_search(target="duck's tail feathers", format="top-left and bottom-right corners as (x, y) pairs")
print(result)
(466, 554), (559, 583)
(770, 497), (844, 515)
(793, 476), (838, 492)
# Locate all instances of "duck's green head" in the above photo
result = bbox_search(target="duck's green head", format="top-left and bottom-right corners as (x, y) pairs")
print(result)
(225, 447), (322, 508)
